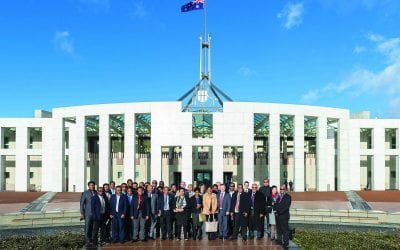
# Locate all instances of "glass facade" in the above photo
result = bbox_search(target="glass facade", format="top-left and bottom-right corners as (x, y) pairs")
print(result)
(385, 128), (397, 149)
(327, 118), (339, 190)
(28, 155), (42, 191)
(161, 146), (182, 186)
(385, 155), (398, 190)
(360, 128), (373, 149)
(135, 113), (151, 182)
(192, 146), (212, 188)
(280, 115), (294, 186)
(28, 127), (42, 149)
(192, 114), (213, 138)
(1, 155), (15, 191)
(254, 113), (269, 186)
(360, 155), (373, 190)
(110, 115), (124, 184)
(304, 116), (317, 191)
(223, 146), (243, 185)
(1, 127), (16, 149)
(86, 116), (99, 185)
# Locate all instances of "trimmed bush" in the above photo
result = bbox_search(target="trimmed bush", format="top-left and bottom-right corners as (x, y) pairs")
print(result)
(294, 229), (400, 250)
(0, 232), (85, 249)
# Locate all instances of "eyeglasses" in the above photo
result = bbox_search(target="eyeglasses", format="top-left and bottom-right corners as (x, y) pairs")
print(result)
(252, 187), (257, 189)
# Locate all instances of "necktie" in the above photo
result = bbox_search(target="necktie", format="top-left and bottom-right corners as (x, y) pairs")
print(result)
(164, 196), (168, 210)
(116, 196), (119, 213)
(279, 194), (284, 203)
(138, 196), (142, 209)
(251, 193), (255, 207)
(220, 193), (224, 209)
(235, 193), (240, 211)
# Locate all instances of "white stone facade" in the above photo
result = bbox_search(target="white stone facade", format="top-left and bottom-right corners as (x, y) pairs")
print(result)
(0, 101), (399, 192)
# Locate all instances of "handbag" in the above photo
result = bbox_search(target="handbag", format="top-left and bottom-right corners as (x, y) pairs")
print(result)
(199, 213), (206, 222)
(205, 199), (218, 233)
(205, 214), (218, 232)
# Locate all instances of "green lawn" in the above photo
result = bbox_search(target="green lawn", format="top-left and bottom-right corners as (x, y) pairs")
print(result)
(294, 229), (400, 250)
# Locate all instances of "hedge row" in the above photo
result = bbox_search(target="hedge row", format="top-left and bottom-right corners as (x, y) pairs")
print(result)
(294, 229), (400, 250)
(0, 232), (85, 250)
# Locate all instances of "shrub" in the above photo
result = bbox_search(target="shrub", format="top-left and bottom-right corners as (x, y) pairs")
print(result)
(0, 232), (85, 249)
(293, 229), (400, 250)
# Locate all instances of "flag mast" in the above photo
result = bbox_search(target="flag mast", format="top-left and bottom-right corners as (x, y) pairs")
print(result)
(179, 0), (233, 112)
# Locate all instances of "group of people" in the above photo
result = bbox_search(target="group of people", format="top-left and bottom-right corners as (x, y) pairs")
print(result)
(80, 178), (292, 248)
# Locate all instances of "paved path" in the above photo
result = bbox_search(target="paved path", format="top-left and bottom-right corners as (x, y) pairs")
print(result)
(19, 192), (56, 212)
(345, 191), (371, 210)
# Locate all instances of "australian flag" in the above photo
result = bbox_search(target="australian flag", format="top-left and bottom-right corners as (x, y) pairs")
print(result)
(181, 0), (204, 12)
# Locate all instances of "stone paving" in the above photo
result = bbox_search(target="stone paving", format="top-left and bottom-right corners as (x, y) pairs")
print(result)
(1, 191), (400, 213)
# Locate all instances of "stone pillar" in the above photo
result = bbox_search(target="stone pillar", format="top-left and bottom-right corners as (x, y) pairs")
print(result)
(213, 145), (223, 183)
(181, 145), (193, 184)
(124, 113), (135, 181)
(69, 116), (86, 192)
(15, 126), (28, 191)
(99, 114), (110, 185)
(42, 118), (64, 191)
(373, 126), (385, 190)
(338, 118), (350, 191)
(151, 144), (161, 182)
(294, 115), (304, 192)
(317, 116), (328, 191)
(269, 113), (280, 187)
(243, 144), (254, 184)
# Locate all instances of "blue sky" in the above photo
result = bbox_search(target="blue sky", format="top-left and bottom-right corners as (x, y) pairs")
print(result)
(1, 0), (400, 118)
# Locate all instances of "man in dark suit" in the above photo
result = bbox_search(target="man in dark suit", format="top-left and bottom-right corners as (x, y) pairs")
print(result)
(217, 184), (231, 240)
(131, 186), (149, 242)
(102, 183), (112, 243)
(145, 184), (158, 240)
(275, 184), (292, 247)
(230, 184), (251, 241)
(158, 186), (175, 240)
(91, 187), (110, 246)
(80, 181), (96, 247)
(248, 183), (265, 239)
(125, 187), (134, 241)
(259, 178), (272, 238)
(109, 185), (127, 244)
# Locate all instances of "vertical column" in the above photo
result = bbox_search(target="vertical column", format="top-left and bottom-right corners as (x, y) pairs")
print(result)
(0, 154), (3, 191)
(151, 144), (161, 182)
(124, 113), (135, 181)
(317, 117), (328, 191)
(269, 113), (280, 187)
(70, 116), (86, 192)
(373, 126), (385, 190)
(348, 123), (360, 190)
(294, 115), (304, 192)
(213, 145), (223, 183)
(182, 145), (192, 184)
(15, 126), (28, 191)
(42, 118), (64, 191)
(243, 144), (254, 184)
(99, 115), (110, 185)
(338, 118), (350, 191)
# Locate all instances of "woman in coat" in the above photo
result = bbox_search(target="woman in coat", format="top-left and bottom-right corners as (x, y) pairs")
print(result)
(267, 185), (278, 240)
(202, 186), (218, 240)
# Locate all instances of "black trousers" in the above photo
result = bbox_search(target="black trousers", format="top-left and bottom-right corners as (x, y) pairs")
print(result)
(232, 213), (248, 239)
(277, 215), (289, 245)
(175, 212), (188, 239)
(92, 215), (109, 245)
(160, 211), (172, 239)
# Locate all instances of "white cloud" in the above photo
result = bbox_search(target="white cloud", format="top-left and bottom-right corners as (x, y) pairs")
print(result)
(277, 2), (304, 30)
(238, 66), (257, 77)
(53, 31), (75, 56)
(353, 45), (366, 54)
(301, 33), (400, 117)
(132, 1), (149, 19)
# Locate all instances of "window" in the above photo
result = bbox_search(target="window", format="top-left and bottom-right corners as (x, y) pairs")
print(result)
(192, 114), (213, 138)
(5, 172), (10, 179)
(360, 128), (373, 149)
(118, 172), (123, 179)
(30, 172), (34, 178)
